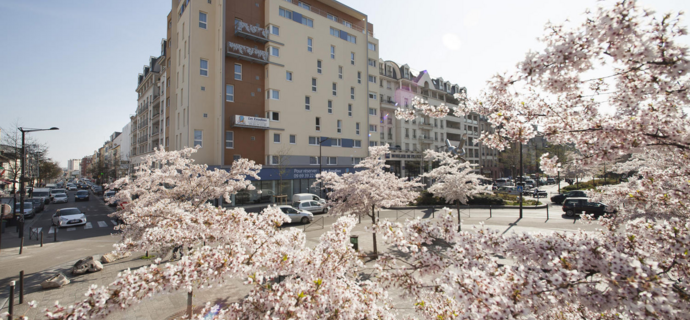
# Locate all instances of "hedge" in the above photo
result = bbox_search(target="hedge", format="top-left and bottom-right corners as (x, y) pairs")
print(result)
(414, 191), (505, 206)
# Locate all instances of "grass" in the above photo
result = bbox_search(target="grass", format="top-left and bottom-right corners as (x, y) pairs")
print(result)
(494, 193), (542, 206)
(140, 254), (157, 260)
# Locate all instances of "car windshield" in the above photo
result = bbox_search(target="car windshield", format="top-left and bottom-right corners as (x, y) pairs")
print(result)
(33, 192), (49, 197)
(51, 189), (66, 194)
(105, 191), (116, 196)
(60, 208), (81, 215)
(17, 202), (33, 209)
(55, 194), (67, 198)
(77, 191), (88, 195)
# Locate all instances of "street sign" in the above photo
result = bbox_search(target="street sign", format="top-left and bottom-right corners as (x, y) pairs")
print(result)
(517, 185), (523, 193)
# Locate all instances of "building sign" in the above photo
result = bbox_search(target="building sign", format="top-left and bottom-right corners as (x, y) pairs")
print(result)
(209, 166), (356, 180)
(234, 115), (269, 129)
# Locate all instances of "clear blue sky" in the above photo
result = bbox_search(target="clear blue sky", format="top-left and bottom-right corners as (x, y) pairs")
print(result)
(1, 0), (688, 167)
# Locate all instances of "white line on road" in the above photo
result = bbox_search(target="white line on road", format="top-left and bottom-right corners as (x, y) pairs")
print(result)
(67, 227), (76, 231)
(110, 220), (117, 226)
(97, 221), (108, 228)
(84, 222), (92, 229)
(48, 227), (55, 234)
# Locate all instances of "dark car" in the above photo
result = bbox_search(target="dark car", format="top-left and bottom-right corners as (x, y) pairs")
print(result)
(550, 190), (587, 205)
(91, 186), (103, 196)
(562, 198), (617, 217)
(75, 190), (90, 201)
(29, 198), (45, 213)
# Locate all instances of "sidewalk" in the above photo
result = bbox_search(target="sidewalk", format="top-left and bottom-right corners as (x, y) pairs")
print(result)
(0, 199), (601, 319)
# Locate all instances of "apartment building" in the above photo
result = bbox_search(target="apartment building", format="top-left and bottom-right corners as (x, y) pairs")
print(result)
(375, 60), (501, 180)
(157, 0), (378, 204)
(67, 159), (81, 172)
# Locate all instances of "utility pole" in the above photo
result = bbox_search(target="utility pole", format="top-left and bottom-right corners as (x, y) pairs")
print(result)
(519, 131), (523, 219)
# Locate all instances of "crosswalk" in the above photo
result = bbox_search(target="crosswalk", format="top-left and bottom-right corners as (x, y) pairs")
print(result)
(47, 220), (118, 234)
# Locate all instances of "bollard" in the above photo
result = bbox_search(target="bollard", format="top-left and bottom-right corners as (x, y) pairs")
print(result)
(186, 290), (193, 318)
(547, 205), (549, 219)
(8, 281), (15, 320)
(19, 237), (24, 255)
(19, 270), (24, 304)
(41, 231), (43, 247)
(490, 205), (492, 218)
(54, 227), (57, 242)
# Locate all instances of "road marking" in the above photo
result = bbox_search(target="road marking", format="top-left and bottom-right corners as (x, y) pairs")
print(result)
(97, 221), (108, 228)
(67, 227), (76, 231)
(48, 227), (55, 234)
(110, 220), (118, 226)
(84, 222), (92, 229)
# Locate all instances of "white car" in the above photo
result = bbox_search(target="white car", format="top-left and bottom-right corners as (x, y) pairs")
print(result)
(52, 208), (87, 227)
(293, 200), (329, 214)
(52, 193), (69, 204)
(67, 185), (77, 191)
(277, 205), (314, 224)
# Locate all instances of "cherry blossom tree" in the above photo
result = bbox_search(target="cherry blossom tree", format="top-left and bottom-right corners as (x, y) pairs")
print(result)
(422, 149), (486, 231)
(316, 145), (421, 256)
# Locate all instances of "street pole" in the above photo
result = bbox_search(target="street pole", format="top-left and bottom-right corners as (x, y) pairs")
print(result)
(318, 138), (329, 198)
(18, 130), (25, 239)
(519, 134), (523, 219)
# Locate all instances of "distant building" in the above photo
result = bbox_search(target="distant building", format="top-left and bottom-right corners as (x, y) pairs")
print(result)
(67, 159), (81, 172)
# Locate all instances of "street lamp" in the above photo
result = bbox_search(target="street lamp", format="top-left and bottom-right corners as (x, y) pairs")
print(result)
(18, 127), (58, 238)
(318, 137), (330, 198)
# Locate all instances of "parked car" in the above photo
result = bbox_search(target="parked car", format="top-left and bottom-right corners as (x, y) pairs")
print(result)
(293, 200), (329, 214)
(531, 189), (548, 198)
(32, 188), (51, 204)
(104, 191), (116, 203)
(74, 190), (90, 202)
(91, 186), (103, 196)
(50, 188), (67, 202)
(29, 198), (45, 213)
(52, 208), (87, 227)
(524, 179), (536, 188)
(550, 190), (588, 205)
(495, 178), (512, 188)
(292, 193), (326, 205)
(277, 205), (314, 224)
(14, 201), (35, 218)
(52, 193), (68, 204)
(562, 198), (617, 217)
(546, 178), (556, 185)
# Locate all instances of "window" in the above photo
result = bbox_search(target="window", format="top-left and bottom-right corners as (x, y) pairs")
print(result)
(350, 52), (355, 65)
(270, 25), (279, 35)
(290, 134), (296, 144)
(315, 117), (320, 131)
(305, 96), (311, 110)
(337, 120), (342, 133)
(405, 128), (409, 138)
(269, 46), (280, 57)
(354, 140), (361, 148)
(286, 71), (293, 81)
(199, 12), (207, 29)
(404, 98), (409, 107)
(327, 157), (337, 165)
(331, 138), (342, 147)
(302, 16), (313, 27)
(233, 155), (241, 161)
(194, 130), (203, 147)
(330, 27), (339, 37)
(413, 129), (417, 138)
(328, 100), (333, 113)
(298, 1), (310, 10)
(368, 42), (376, 51)
(369, 124), (377, 132)
(369, 108), (377, 115)
(357, 71), (361, 84)
(350, 87), (355, 100)
(312, 78), (317, 91)
(279, 7), (292, 19)
(268, 155), (279, 165)
(307, 38), (313, 52)
(317, 60), (322, 73)
(327, 13), (337, 21)
(268, 111), (280, 121)
(343, 20), (352, 28)
(225, 131), (234, 148)
(405, 143), (409, 151)
(368, 59), (376, 67)
(356, 122), (360, 135)
(273, 133), (281, 143)
(338, 66), (343, 79)
(348, 104), (352, 117)
(331, 45), (335, 59)
(226, 85), (234, 102)
(267, 89), (280, 100)
(310, 156), (320, 165)
(369, 141), (378, 146)
(200, 59), (208, 76)
(346, 34), (356, 43)
(309, 136), (318, 145)
(332, 83), (337, 96)
(368, 75), (376, 83)
(234, 63), (242, 80)
(368, 92), (377, 100)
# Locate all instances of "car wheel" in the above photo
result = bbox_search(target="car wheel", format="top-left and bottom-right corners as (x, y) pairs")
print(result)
(301, 217), (310, 224)
(323, 208), (329, 213)
(566, 210), (575, 217)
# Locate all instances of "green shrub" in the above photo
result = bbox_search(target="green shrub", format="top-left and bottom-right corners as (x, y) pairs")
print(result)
(561, 178), (618, 192)
(467, 194), (505, 205)
(415, 191), (505, 206)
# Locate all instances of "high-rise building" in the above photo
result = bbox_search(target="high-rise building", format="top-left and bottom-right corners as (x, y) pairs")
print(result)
(67, 159), (82, 172)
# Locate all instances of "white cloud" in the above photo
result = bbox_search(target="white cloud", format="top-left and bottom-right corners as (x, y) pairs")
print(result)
(463, 9), (481, 27)
(442, 33), (462, 51)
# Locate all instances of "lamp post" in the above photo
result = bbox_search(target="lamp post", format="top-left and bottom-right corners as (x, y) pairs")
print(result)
(18, 127), (58, 238)
(318, 137), (330, 198)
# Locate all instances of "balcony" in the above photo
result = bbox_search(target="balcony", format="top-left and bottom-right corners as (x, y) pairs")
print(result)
(419, 120), (433, 128)
(227, 42), (268, 65)
(234, 21), (268, 43)
(282, 0), (373, 37)
(152, 112), (160, 120)
(151, 130), (160, 137)
(418, 135), (433, 141)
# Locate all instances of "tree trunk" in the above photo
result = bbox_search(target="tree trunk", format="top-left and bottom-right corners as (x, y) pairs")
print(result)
(371, 204), (377, 256)
(456, 201), (462, 232)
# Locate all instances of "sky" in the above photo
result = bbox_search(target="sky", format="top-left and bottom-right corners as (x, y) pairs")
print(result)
(1, 0), (689, 168)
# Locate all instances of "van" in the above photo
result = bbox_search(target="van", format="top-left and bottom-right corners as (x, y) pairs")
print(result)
(495, 178), (511, 188)
(32, 188), (51, 204)
(292, 193), (326, 205)
(45, 184), (57, 190)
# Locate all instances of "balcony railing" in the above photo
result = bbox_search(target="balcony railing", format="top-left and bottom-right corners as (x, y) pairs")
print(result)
(151, 130), (160, 137)
(235, 21), (268, 43)
(282, 0), (373, 37)
(227, 42), (268, 65)
(152, 112), (160, 119)
(418, 135), (433, 141)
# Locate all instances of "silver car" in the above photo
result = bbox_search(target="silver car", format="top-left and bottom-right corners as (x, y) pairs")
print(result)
(293, 200), (329, 214)
(14, 202), (35, 219)
(52, 207), (87, 227)
(277, 205), (314, 224)
(52, 193), (69, 204)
